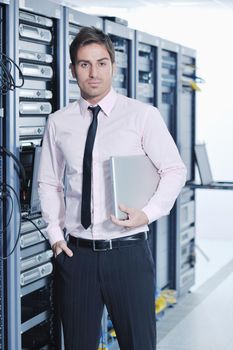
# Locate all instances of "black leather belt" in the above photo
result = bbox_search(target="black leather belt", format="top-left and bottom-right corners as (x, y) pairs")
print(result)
(69, 232), (148, 251)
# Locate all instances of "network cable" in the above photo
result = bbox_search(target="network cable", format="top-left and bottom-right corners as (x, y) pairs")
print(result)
(0, 52), (24, 95)
(22, 216), (48, 241)
(0, 187), (13, 233)
(0, 146), (25, 259)
(0, 146), (26, 183)
(0, 182), (22, 260)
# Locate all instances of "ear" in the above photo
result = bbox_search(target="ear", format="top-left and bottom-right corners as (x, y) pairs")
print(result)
(70, 63), (76, 79)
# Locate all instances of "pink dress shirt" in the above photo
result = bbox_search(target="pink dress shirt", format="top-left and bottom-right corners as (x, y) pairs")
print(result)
(38, 88), (187, 246)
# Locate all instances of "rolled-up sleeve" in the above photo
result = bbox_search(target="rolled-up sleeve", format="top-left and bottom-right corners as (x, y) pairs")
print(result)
(142, 107), (187, 223)
(38, 116), (66, 246)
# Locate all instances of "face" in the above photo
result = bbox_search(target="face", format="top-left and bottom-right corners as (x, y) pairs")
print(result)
(71, 43), (115, 104)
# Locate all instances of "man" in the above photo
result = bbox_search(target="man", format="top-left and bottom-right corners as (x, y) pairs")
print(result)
(38, 27), (186, 350)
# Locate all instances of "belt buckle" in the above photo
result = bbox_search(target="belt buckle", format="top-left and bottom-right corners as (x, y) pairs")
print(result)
(93, 239), (113, 251)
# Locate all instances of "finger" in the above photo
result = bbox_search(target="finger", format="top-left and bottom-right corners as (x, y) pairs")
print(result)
(118, 204), (135, 217)
(110, 214), (132, 227)
(55, 248), (63, 257)
(62, 245), (73, 257)
(118, 203), (130, 213)
(55, 241), (73, 257)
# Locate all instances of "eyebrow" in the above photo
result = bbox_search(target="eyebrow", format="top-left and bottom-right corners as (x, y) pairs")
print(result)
(76, 57), (110, 64)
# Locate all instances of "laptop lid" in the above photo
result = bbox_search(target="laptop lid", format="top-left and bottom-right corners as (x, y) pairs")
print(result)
(194, 143), (213, 185)
(110, 155), (160, 219)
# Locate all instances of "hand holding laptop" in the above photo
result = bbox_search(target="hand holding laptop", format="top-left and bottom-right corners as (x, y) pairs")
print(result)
(110, 203), (149, 228)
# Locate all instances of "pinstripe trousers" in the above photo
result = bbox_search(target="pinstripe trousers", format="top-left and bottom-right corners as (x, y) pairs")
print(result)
(54, 238), (157, 350)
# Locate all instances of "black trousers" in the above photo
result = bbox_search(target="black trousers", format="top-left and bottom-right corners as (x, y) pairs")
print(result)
(55, 238), (156, 350)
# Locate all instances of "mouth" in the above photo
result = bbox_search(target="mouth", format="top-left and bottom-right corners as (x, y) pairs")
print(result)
(88, 80), (101, 87)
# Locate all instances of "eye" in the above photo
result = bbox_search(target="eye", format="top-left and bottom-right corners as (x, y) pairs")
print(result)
(98, 61), (107, 67)
(79, 62), (89, 68)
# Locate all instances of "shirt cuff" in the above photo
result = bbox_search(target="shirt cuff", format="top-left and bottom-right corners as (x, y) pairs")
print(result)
(142, 205), (167, 225)
(46, 225), (65, 247)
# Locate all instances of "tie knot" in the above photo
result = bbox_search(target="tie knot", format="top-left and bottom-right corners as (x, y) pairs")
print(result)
(88, 105), (101, 118)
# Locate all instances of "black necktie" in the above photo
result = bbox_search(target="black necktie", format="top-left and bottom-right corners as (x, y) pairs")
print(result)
(81, 105), (101, 229)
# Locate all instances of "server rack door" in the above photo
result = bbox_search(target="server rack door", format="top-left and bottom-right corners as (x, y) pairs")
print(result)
(104, 19), (135, 98)
(64, 7), (103, 105)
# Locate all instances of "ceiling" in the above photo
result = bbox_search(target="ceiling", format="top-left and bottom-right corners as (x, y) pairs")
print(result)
(51, 0), (233, 10)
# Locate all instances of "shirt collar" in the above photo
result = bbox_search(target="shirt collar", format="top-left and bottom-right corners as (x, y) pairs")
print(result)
(79, 88), (117, 117)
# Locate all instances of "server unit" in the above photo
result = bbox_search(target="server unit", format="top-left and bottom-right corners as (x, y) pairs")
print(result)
(104, 18), (135, 98)
(64, 7), (103, 105)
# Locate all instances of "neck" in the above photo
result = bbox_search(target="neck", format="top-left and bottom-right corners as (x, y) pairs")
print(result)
(81, 88), (111, 105)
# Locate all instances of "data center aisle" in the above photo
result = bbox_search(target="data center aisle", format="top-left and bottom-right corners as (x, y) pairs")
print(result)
(157, 241), (233, 350)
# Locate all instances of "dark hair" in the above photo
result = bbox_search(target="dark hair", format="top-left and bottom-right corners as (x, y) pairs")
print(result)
(69, 26), (115, 65)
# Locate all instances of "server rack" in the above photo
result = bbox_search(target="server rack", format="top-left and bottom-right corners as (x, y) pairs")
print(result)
(2, 1), (20, 349)
(173, 46), (196, 296)
(178, 46), (196, 182)
(134, 30), (160, 295)
(64, 7), (103, 105)
(155, 39), (179, 291)
(5, 0), (64, 349)
(104, 18), (135, 98)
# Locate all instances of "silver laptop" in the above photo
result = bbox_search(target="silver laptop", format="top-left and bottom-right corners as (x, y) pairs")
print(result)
(110, 155), (160, 219)
(194, 144), (233, 188)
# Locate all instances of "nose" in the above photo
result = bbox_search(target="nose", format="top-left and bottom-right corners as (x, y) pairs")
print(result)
(89, 64), (97, 78)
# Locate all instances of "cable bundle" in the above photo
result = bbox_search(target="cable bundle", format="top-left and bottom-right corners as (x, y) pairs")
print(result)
(0, 52), (24, 95)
